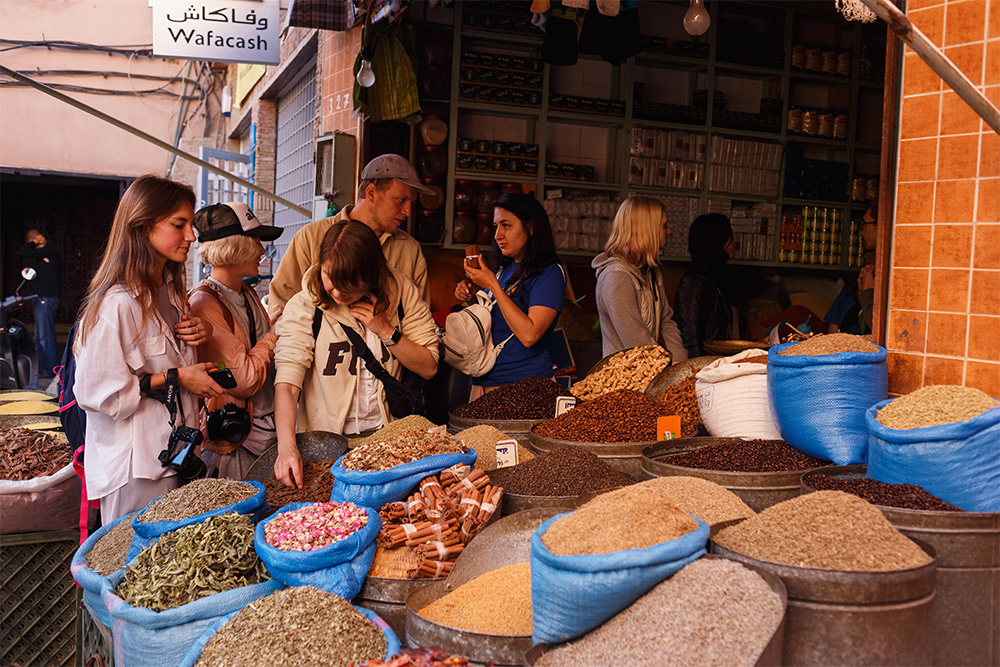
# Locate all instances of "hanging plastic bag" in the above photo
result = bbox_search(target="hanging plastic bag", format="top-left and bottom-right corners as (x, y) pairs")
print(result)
(100, 569), (281, 667)
(254, 502), (382, 599)
(330, 449), (477, 508)
(866, 400), (1000, 512)
(530, 513), (709, 644)
(127, 480), (267, 560)
(695, 349), (780, 439)
(178, 597), (401, 667)
(767, 341), (887, 464)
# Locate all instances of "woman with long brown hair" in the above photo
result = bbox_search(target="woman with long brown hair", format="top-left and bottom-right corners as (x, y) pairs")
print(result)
(75, 175), (223, 522)
(272, 221), (438, 489)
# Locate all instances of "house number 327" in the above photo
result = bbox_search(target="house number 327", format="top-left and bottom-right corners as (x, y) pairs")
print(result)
(329, 93), (351, 114)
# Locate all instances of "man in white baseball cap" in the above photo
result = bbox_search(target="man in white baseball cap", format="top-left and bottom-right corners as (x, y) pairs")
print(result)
(268, 153), (432, 319)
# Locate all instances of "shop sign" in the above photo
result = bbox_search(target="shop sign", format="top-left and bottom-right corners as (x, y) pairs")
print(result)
(152, 0), (280, 65)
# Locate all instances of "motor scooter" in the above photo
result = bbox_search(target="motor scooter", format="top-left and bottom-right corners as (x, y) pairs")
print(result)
(1, 268), (39, 390)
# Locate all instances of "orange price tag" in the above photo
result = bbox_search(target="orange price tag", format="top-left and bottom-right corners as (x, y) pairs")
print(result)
(658, 416), (682, 440)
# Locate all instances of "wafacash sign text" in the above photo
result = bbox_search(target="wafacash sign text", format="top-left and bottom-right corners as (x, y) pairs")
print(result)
(152, 0), (280, 65)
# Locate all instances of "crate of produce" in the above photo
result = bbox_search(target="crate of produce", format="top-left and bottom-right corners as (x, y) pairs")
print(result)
(1, 529), (80, 667)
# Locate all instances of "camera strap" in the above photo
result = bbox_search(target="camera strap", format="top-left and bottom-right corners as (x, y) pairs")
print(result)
(164, 367), (182, 431)
(241, 287), (258, 347)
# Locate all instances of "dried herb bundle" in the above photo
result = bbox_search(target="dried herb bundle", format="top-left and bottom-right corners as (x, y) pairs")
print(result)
(195, 586), (386, 667)
(117, 514), (269, 612)
(342, 430), (467, 472)
(137, 478), (257, 523)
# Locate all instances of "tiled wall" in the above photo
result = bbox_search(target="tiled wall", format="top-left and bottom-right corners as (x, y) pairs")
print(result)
(321, 29), (363, 135)
(886, 0), (999, 396)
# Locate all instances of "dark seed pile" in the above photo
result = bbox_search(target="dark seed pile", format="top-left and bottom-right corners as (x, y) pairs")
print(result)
(660, 439), (828, 472)
(533, 389), (672, 443)
(195, 586), (386, 667)
(486, 445), (634, 496)
(264, 458), (336, 508)
(86, 516), (136, 575)
(803, 472), (965, 512)
(137, 478), (257, 523)
(118, 514), (269, 612)
(452, 377), (571, 420)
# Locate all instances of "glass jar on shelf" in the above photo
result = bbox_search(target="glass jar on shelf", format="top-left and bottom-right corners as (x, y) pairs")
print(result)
(475, 182), (502, 213)
(454, 180), (475, 212)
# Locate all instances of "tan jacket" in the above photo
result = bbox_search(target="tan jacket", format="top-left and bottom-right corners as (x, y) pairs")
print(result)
(274, 267), (439, 434)
(268, 206), (429, 319)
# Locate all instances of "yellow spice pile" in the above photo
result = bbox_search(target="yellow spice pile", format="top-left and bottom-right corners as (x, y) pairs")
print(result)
(418, 562), (532, 636)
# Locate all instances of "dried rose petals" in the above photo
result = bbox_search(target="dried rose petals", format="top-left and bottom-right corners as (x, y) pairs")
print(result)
(264, 501), (369, 552)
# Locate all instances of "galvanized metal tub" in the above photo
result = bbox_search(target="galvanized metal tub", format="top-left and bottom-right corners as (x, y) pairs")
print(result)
(448, 407), (542, 448)
(356, 575), (441, 639)
(801, 464), (1000, 667)
(711, 537), (938, 666)
(242, 431), (347, 518)
(528, 430), (701, 479)
(522, 554), (788, 667)
(640, 439), (826, 512)
(405, 508), (562, 664)
(500, 480), (634, 516)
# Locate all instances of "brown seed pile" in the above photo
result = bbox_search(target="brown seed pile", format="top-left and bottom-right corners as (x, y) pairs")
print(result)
(195, 586), (386, 667)
(86, 517), (136, 575)
(0, 427), (72, 481)
(341, 430), (467, 471)
(876, 385), (999, 430)
(654, 376), (702, 436)
(137, 478), (258, 523)
(542, 485), (699, 555)
(637, 477), (755, 526)
(347, 415), (438, 449)
(264, 458), (336, 508)
(534, 389), (673, 443)
(536, 558), (782, 667)
(418, 561), (532, 636)
(455, 425), (534, 470)
(803, 472), (965, 512)
(661, 439), (828, 472)
(452, 377), (572, 420)
(118, 514), (270, 612)
(714, 490), (934, 571)
(777, 332), (878, 356)
(571, 346), (671, 401)
(485, 445), (634, 496)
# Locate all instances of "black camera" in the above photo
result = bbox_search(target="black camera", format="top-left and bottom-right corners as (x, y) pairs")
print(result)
(159, 425), (206, 483)
(206, 403), (252, 443)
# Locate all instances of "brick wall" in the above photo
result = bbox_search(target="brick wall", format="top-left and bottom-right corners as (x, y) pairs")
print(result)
(885, 0), (999, 396)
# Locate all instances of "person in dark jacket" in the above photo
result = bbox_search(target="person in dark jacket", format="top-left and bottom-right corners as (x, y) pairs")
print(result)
(673, 213), (738, 357)
(17, 229), (61, 377)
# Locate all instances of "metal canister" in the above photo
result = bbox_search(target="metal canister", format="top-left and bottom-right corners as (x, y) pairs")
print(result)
(522, 159), (538, 175)
(473, 155), (490, 171)
(478, 68), (494, 84)
(493, 88), (510, 104)
(459, 83), (477, 100)
(505, 158), (522, 173)
(490, 141), (507, 156)
(476, 86), (493, 102)
(457, 138), (473, 153)
(474, 139), (491, 154)
(524, 143), (539, 159)
(506, 142), (523, 157)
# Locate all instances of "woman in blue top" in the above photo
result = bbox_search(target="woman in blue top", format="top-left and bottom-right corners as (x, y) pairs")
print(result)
(455, 193), (565, 399)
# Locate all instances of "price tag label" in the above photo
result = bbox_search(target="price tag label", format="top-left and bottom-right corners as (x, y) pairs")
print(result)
(657, 416), (682, 440)
(555, 396), (578, 417)
(495, 439), (519, 468)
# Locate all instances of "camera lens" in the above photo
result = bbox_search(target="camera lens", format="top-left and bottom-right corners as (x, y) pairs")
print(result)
(220, 418), (246, 443)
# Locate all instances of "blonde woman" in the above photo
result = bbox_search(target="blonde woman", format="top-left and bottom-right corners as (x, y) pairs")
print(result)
(75, 175), (222, 522)
(592, 195), (688, 361)
(189, 202), (283, 479)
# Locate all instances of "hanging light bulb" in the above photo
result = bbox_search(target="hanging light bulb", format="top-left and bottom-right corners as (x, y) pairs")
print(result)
(683, 0), (711, 36)
(356, 46), (376, 88)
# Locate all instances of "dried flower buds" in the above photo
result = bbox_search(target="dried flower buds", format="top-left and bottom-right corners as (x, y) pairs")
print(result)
(264, 501), (369, 552)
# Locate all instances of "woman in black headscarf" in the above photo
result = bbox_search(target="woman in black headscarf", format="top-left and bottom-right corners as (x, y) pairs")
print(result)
(673, 213), (739, 357)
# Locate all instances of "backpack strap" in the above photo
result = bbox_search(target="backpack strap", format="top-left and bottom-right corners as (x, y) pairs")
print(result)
(192, 284), (236, 332)
(312, 308), (324, 339)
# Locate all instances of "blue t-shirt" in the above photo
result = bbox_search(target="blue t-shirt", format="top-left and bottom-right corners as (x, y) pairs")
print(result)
(473, 262), (566, 387)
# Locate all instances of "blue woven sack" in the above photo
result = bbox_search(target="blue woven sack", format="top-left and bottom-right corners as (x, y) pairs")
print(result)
(127, 480), (267, 560)
(178, 595), (401, 667)
(101, 569), (281, 667)
(254, 502), (382, 599)
(71, 511), (138, 630)
(767, 342), (888, 464)
(530, 513), (709, 644)
(866, 400), (1000, 512)
(330, 448), (478, 508)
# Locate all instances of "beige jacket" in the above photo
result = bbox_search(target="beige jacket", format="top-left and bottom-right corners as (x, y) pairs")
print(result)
(268, 206), (429, 319)
(274, 267), (439, 434)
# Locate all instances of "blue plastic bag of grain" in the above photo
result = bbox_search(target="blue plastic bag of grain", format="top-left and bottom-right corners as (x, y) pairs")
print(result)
(100, 569), (281, 667)
(71, 511), (138, 630)
(866, 399), (1000, 512)
(330, 447), (477, 508)
(254, 501), (381, 599)
(530, 513), (709, 644)
(178, 594), (401, 667)
(767, 340), (887, 464)
(127, 480), (267, 560)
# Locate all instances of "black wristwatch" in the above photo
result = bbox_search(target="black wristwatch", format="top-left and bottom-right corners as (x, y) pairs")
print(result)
(381, 328), (402, 347)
